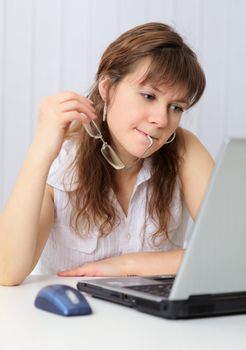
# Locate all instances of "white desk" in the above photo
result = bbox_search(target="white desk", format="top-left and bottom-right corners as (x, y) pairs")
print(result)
(0, 275), (246, 350)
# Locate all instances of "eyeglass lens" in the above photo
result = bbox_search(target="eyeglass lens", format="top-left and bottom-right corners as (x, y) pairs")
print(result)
(101, 143), (125, 170)
(83, 120), (101, 138)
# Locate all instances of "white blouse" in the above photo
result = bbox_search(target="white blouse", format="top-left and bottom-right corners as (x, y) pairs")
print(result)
(35, 140), (189, 274)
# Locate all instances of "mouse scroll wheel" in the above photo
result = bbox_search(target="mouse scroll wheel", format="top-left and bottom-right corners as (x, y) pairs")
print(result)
(65, 290), (80, 304)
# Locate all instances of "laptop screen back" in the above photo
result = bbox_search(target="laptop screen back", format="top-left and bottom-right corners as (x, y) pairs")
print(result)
(170, 138), (246, 300)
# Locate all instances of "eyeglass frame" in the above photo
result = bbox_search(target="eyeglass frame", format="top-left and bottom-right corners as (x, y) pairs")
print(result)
(83, 120), (126, 170)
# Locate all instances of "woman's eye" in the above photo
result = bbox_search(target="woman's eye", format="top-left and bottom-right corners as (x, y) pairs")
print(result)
(141, 93), (155, 101)
(170, 104), (184, 113)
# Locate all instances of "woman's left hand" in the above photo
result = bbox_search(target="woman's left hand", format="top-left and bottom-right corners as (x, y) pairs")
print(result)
(57, 250), (184, 277)
(57, 254), (134, 277)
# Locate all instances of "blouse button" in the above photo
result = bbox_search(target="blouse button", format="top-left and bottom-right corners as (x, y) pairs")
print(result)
(126, 233), (131, 240)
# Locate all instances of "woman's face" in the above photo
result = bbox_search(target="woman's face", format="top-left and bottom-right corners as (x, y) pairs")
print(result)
(105, 59), (189, 164)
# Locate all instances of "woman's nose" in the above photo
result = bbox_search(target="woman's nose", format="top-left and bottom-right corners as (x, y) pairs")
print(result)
(148, 107), (169, 127)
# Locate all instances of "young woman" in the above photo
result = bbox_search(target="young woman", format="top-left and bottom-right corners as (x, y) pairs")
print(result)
(0, 22), (214, 285)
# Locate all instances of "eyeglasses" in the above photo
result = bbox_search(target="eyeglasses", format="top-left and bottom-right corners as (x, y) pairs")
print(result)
(83, 120), (153, 170)
(83, 120), (126, 170)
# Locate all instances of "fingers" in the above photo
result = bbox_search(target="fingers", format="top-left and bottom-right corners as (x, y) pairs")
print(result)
(57, 268), (84, 277)
(61, 111), (91, 126)
(57, 263), (98, 277)
(55, 91), (92, 104)
(56, 91), (95, 114)
(60, 100), (97, 121)
(38, 91), (97, 134)
(57, 267), (97, 277)
(54, 91), (97, 123)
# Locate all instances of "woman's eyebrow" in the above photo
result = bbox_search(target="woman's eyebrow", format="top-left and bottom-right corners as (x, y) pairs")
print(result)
(140, 83), (189, 106)
(172, 99), (189, 106)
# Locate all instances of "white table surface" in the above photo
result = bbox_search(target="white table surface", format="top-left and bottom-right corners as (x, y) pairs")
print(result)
(0, 274), (246, 350)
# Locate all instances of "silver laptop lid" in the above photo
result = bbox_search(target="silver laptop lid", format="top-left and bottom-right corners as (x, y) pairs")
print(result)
(170, 138), (246, 300)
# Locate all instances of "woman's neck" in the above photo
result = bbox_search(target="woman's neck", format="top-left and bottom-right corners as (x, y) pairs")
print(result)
(113, 159), (143, 191)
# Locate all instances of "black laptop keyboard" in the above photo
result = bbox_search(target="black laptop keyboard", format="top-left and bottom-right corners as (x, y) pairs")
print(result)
(127, 283), (173, 298)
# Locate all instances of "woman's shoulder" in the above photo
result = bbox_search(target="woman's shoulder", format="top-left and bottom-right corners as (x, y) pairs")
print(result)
(178, 127), (215, 219)
(178, 127), (202, 151)
(177, 127), (213, 162)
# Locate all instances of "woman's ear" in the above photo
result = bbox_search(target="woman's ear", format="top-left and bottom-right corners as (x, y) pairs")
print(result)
(98, 77), (110, 102)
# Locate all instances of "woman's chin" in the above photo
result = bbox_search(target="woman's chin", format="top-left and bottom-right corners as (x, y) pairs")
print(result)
(128, 145), (154, 158)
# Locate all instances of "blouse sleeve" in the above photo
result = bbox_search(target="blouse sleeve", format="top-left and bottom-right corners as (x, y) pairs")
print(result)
(46, 140), (78, 192)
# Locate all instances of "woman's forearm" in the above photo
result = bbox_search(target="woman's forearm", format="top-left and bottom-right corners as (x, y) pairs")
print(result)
(58, 249), (185, 277)
(125, 249), (185, 276)
(0, 141), (53, 285)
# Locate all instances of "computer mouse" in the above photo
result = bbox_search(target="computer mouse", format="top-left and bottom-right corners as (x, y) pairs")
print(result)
(34, 284), (92, 316)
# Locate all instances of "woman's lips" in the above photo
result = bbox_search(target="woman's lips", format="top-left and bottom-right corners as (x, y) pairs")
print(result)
(135, 128), (158, 140)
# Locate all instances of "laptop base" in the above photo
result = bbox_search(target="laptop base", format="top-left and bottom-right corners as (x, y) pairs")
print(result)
(77, 282), (246, 319)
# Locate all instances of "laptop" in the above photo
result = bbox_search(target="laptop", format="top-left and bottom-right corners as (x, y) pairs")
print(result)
(77, 138), (246, 319)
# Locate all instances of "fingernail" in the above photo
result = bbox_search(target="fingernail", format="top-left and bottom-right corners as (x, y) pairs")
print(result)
(89, 99), (94, 105)
(81, 113), (88, 119)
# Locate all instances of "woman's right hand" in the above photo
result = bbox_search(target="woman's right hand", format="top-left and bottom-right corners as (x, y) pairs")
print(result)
(32, 91), (97, 162)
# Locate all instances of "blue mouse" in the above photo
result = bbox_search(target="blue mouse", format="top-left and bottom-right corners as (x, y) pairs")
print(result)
(34, 284), (92, 316)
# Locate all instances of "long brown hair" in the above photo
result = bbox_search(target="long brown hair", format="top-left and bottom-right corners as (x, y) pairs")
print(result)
(66, 22), (206, 243)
